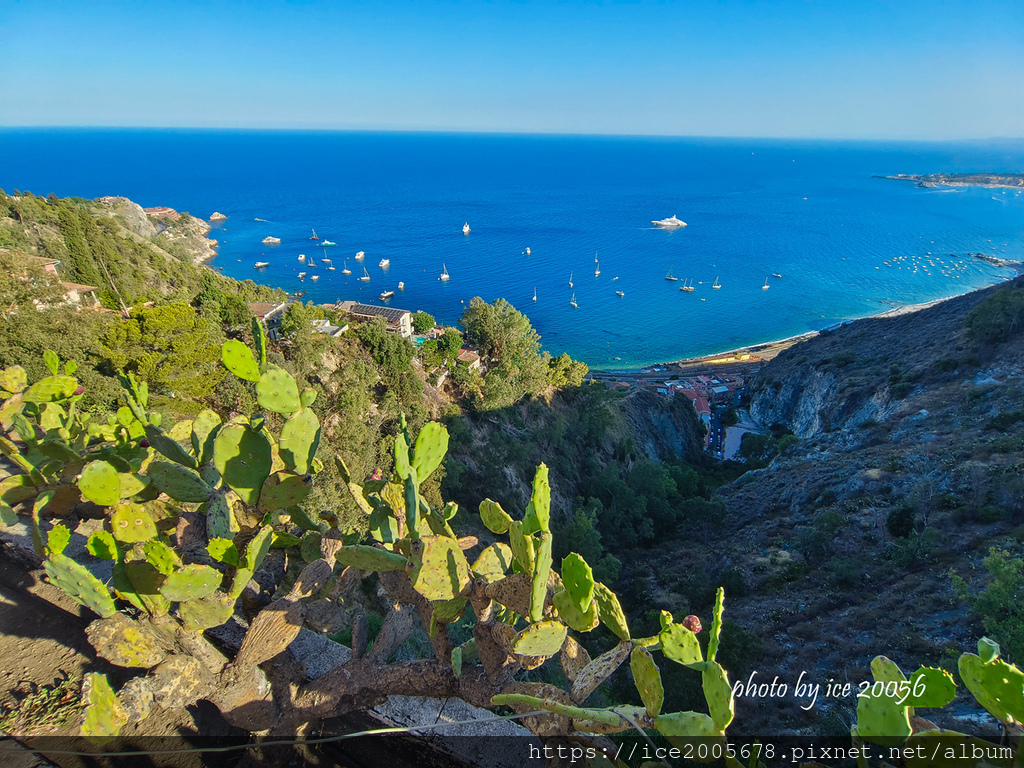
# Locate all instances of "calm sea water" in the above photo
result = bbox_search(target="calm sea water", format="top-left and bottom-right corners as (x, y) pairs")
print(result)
(2, 129), (1022, 369)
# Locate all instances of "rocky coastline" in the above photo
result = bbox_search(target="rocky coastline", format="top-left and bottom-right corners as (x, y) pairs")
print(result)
(881, 172), (1024, 189)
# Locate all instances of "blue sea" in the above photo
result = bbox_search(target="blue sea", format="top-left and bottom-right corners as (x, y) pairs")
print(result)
(2, 129), (1023, 369)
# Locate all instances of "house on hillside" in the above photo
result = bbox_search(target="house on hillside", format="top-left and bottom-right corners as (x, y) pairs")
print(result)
(7, 255), (100, 309)
(338, 302), (413, 338)
(248, 301), (288, 340)
(456, 349), (482, 372)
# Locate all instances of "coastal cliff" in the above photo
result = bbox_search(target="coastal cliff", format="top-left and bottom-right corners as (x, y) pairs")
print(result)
(884, 172), (1024, 189)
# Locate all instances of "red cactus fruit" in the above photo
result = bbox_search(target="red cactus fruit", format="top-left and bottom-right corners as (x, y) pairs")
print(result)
(682, 615), (702, 634)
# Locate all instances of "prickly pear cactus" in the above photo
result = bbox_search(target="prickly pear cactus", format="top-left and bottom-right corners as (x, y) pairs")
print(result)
(528, 463), (551, 532)
(80, 673), (128, 742)
(702, 661), (734, 731)
(258, 470), (313, 513)
(143, 540), (181, 575)
(507, 520), (535, 572)
(109, 502), (157, 543)
(256, 368), (302, 414)
(406, 535), (471, 602)
(279, 408), (320, 474)
(411, 421), (448, 481)
(252, 317), (268, 368)
(146, 461), (213, 503)
(22, 375), (78, 404)
(512, 620), (567, 657)
(530, 531), (552, 622)
(959, 648), (1024, 725)
(179, 592), (237, 632)
(905, 666), (956, 708)
(653, 711), (722, 753)
(0, 365), (27, 394)
(144, 425), (197, 469)
(221, 339), (261, 382)
(159, 564), (223, 602)
(552, 589), (598, 632)
(78, 460), (121, 506)
(300, 388), (316, 408)
(593, 581), (630, 641)
(630, 646), (664, 717)
(191, 409), (222, 465)
(856, 656), (914, 746)
(471, 542), (513, 582)
(333, 544), (409, 572)
(213, 423), (273, 505)
(479, 498), (513, 534)
(560, 552), (595, 613)
(44, 553), (117, 617)
(204, 490), (240, 541)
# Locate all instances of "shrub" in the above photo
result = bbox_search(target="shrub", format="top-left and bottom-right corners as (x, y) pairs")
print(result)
(886, 503), (915, 539)
(965, 285), (1024, 344)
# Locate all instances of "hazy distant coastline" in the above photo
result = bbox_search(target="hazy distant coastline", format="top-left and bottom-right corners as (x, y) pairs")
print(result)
(882, 172), (1024, 189)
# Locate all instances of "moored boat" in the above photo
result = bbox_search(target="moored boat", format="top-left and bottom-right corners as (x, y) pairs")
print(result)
(652, 215), (687, 228)
(359, 267), (371, 282)
(254, 261), (269, 269)
(355, 251), (365, 261)
(379, 259), (390, 268)
(262, 236), (281, 245)
(462, 223), (471, 234)
(380, 290), (395, 300)
(439, 263), (450, 281)
(320, 240), (337, 247)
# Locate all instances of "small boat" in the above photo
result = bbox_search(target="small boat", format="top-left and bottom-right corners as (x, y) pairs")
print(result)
(532, 287), (537, 302)
(254, 261), (269, 269)
(379, 259), (390, 268)
(254, 217), (268, 222)
(772, 273), (783, 279)
(298, 272), (307, 278)
(462, 223), (471, 235)
(439, 263), (450, 281)
(569, 292), (578, 308)
(762, 277), (770, 290)
(328, 265), (336, 271)
(612, 276), (619, 281)
(310, 274), (319, 281)
(262, 236), (281, 245)
(665, 267), (679, 281)
(320, 240), (337, 247)
(616, 290), (625, 297)
(310, 228), (319, 240)
(380, 290), (394, 300)
(342, 260), (352, 275)
(652, 215), (687, 228)
(568, 271), (573, 288)
(524, 247), (531, 255)
(712, 276), (721, 290)
(398, 281), (405, 290)
(594, 260), (601, 277)
(359, 267), (371, 282)
(355, 251), (365, 261)
(680, 278), (695, 293)
(298, 254), (306, 262)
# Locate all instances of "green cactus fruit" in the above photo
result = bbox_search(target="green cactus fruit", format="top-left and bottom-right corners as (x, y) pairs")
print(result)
(451, 645), (463, 678)
(479, 498), (514, 534)
(412, 421), (449, 481)
(86, 530), (117, 560)
(335, 544), (409, 572)
(80, 673), (128, 742)
(978, 637), (1000, 663)
(871, 656), (907, 684)
(179, 592), (236, 632)
(552, 589), (598, 632)
(433, 596), (468, 624)
(46, 523), (71, 556)
(703, 660), (734, 731)
(299, 531), (323, 562)
(44, 349), (60, 375)
(221, 339), (261, 381)
(252, 317), (268, 368)
(144, 425), (197, 469)
(23, 375), (78, 404)
(508, 520), (535, 572)
(904, 666), (956, 709)
(660, 620), (702, 667)
(512, 620), (567, 657)
(561, 552), (595, 614)
(44, 553), (117, 617)
(109, 502), (157, 543)
(471, 542), (513, 582)
(630, 646), (664, 717)
(855, 679), (912, 746)
(159, 563), (222, 602)
(213, 423), (273, 505)
(529, 463), (551, 533)
(204, 490), (239, 541)
(300, 388), (317, 408)
(958, 653), (1024, 725)
(258, 470), (313, 513)
(207, 537), (239, 566)
(0, 365), (27, 394)
(117, 472), (150, 499)
(146, 461), (212, 503)
(708, 587), (725, 663)
(256, 368), (302, 414)
(407, 535), (472, 602)
(530, 531), (552, 622)
(278, 407), (320, 475)
(143, 540), (181, 575)
(190, 409), (222, 465)
(593, 581), (630, 641)
(78, 460), (121, 506)
(654, 712), (721, 754)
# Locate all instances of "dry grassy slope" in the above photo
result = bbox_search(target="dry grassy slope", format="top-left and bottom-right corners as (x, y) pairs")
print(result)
(640, 277), (1024, 740)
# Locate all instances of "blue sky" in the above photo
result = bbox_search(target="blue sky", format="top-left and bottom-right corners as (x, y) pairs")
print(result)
(2, 0), (1022, 139)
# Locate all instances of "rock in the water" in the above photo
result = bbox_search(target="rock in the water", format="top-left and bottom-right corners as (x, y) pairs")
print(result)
(209, 212), (228, 221)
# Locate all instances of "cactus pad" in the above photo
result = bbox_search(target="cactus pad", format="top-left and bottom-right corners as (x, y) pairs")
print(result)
(471, 542), (513, 582)
(143, 540), (181, 575)
(144, 425), (198, 469)
(630, 646), (664, 718)
(654, 712), (721, 753)
(190, 409), (222, 465)
(43, 349), (60, 375)
(23, 375), (78, 404)
(905, 666), (956, 709)
(702, 660), (734, 730)
(80, 673), (128, 742)
(252, 317), (268, 367)
(44, 553), (117, 617)
(571, 641), (631, 704)
(46, 523), (71, 556)
(258, 470), (313, 513)
(871, 655), (907, 684)
(109, 502), (157, 543)
(0, 365), (27, 394)
(179, 592), (237, 632)
(978, 637), (1000, 663)
(552, 589), (598, 632)
(221, 339), (261, 381)
(660, 620), (702, 666)
(433, 595), (469, 624)
(529, 463), (551, 532)
(0, 502), (18, 526)
(394, 431), (412, 480)
(205, 490), (239, 541)
(300, 388), (317, 408)
(958, 653), (1024, 725)
(78, 460), (121, 506)
(146, 461), (212, 503)
(412, 421), (449, 481)
(299, 531), (323, 562)
(512, 620), (567, 657)
(479, 498), (514, 534)
(530, 531), (552, 622)
(213, 423), (273, 505)
(207, 537), (239, 565)
(335, 544), (409, 572)
(277, 407), (321, 475)
(256, 368), (302, 414)
(117, 471), (150, 499)
(593, 581), (630, 641)
(507, 520), (535, 572)
(855, 680), (912, 746)
(406, 535), (472, 602)
(560, 552), (595, 613)
(159, 563), (222, 602)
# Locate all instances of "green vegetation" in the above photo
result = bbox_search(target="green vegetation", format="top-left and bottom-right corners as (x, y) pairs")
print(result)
(953, 548), (1024, 662)
(411, 310), (435, 334)
(966, 283), (1024, 344)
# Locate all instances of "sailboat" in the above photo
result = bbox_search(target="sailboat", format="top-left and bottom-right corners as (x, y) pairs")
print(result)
(254, 261), (269, 269)
(616, 290), (625, 297)
(568, 272), (573, 288)
(665, 267), (679, 281)
(310, 228), (319, 240)
(359, 267), (370, 282)
(439, 264), (450, 281)
(594, 260), (601, 277)
(323, 258), (335, 271)
(680, 278), (695, 293)
(532, 287), (537, 302)
(569, 292), (578, 308)
(712, 276), (721, 290)
(762, 277), (770, 290)
(341, 261), (351, 275)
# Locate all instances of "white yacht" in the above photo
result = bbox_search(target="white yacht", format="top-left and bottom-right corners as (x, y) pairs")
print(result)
(359, 267), (371, 282)
(380, 290), (394, 300)
(262, 236), (281, 245)
(525, 247), (531, 255)
(254, 261), (269, 269)
(568, 271), (574, 288)
(616, 290), (625, 297)
(310, 274), (319, 281)
(398, 281), (405, 290)
(379, 259), (390, 268)
(652, 215), (687, 228)
(320, 240), (337, 247)
(297, 254), (306, 262)
(298, 272), (307, 279)
(355, 251), (365, 261)
(462, 223), (471, 235)
(594, 260), (601, 277)
(439, 264), (450, 281)
(532, 287), (537, 302)
(680, 278), (695, 293)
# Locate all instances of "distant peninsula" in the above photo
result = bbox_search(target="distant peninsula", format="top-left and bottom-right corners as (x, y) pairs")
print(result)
(882, 172), (1024, 189)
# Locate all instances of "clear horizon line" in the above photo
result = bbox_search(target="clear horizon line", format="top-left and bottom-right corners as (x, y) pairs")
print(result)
(1, 125), (1022, 144)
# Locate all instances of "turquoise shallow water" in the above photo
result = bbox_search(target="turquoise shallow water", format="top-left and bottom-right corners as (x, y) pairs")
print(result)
(2, 129), (1022, 369)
